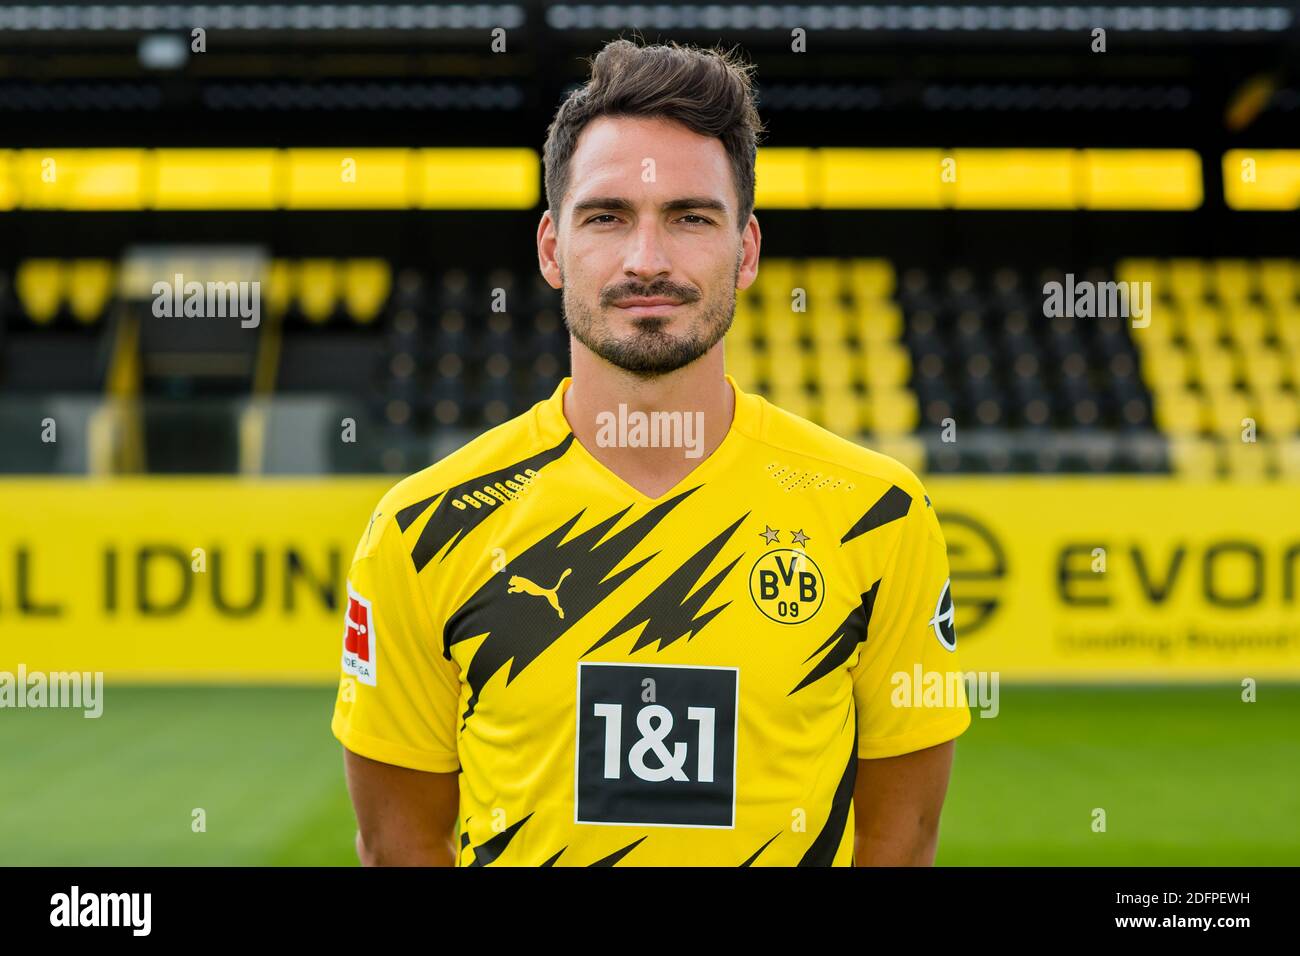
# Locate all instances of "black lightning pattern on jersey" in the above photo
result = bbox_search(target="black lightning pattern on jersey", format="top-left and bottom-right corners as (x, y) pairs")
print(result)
(739, 833), (782, 867)
(589, 837), (647, 866)
(789, 581), (881, 695)
(539, 848), (565, 867)
(446, 488), (699, 727)
(798, 725), (859, 867)
(583, 512), (748, 655)
(398, 433), (577, 572)
(840, 484), (912, 546)
(466, 812), (533, 867)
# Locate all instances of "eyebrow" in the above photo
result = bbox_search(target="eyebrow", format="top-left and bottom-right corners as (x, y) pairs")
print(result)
(570, 196), (729, 218)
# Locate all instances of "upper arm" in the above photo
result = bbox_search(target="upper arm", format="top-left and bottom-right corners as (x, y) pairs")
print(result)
(331, 509), (463, 773)
(344, 747), (460, 866)
(846, 482), (968, 864)
(331, 505), (465, 864)
(848, 483), (971, 759)
(852, 740), (955, 866)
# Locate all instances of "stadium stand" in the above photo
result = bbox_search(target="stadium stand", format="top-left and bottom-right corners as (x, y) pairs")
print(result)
(5, 254), (1296, 476)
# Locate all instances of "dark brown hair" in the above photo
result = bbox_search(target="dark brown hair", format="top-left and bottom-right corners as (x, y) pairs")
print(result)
(542, 38), (764, 230)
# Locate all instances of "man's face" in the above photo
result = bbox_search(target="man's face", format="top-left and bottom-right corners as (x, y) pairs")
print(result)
(541, 115), (757, 377)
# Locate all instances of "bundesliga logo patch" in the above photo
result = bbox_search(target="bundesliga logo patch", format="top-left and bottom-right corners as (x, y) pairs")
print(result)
(930, 578), (957, 651)
(342, 584), (377, 686)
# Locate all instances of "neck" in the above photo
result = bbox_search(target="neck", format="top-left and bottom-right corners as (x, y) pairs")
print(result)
(563, 341), (735, 498)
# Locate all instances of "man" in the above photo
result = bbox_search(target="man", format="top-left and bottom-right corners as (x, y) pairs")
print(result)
(333, 38), (970, 867)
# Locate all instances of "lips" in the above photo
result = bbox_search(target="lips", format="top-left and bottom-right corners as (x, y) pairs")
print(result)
(611, 296), (685, 317)
(612, 297), (681, 308)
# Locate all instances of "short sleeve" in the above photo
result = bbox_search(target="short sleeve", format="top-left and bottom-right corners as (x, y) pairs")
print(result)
(849, 486), (972, 759)
(330, 510), (462, 772)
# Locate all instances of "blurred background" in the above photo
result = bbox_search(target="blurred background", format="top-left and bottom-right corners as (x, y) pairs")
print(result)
(0, 0), (1297, 865)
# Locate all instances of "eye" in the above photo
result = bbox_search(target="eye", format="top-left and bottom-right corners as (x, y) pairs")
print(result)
(677, 214), (713, 225)
(585, 214), (621, 225)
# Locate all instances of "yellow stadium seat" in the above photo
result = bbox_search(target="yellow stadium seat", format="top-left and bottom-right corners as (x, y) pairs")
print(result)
(1275, 306), (1300, 353)
(763, 308), (799, 350)
(1167, 258), (1208, 305)
(264, 260), (293, 318)
(66, 259), (114, 324)
(1223, 437), (1275, 480)
(15, 259), (64, 324)
(1225, 303), (1270, 348)
(804, 258), (845, 304)
(1258, 259), (1297, 305)
(1238, 343), (1287, 390)
(1116, 258), (1166, 299)
(1212, 259), (1253, 304)
(811, 304), (850, 345)
(1191, 343), (1239, 388)
(858, 301), (903, 343)
(342, 259), (391, 324)
(847, 258), (895, 300)
(1168, 435), (1219, 478)
(295, 260), (340, 323)
(866, 387), (919, 436)
(1205, 387), (1254, 438)
(1181, 302), (1224, 349)
(820, 387), (863, 437)
(767, 346), (808, 391)
(862, 342), (912, 387)
(1251, 386), (1300, 436)
(1278, 437), (1300, 477)
(1139, 342), (1192, 389)
(757, 259), (798, 300)
(1152, 386), (1206, 435)
(1134, 298), (1176, 344)
(816, 343), (855, 389)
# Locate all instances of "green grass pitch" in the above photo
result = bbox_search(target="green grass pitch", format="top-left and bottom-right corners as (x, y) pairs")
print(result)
(1, 685), (1295, 865)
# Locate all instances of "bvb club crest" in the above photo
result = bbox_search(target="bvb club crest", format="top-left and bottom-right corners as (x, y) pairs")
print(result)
(748, 548), (825, 625)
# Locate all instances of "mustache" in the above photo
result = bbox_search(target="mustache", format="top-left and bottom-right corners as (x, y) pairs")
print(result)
(600, 281), (701, 307)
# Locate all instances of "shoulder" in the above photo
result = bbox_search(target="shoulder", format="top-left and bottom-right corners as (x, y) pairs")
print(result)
(737, 390), (929, 502)
(357, 398), (569, 560)
(736, 391), (943, 547)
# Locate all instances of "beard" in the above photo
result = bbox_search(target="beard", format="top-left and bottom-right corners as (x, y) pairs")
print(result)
(560, 260), (739, 377)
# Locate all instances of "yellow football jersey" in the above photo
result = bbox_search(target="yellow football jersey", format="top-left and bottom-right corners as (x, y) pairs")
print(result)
(332, 375), (971, 866)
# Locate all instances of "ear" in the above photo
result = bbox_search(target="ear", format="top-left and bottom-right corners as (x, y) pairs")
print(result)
(537, 209), (563, 290)
(736, 213), (761, 292)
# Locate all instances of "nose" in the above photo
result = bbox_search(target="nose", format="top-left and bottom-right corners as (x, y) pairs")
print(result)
(621, 218), (673, 282)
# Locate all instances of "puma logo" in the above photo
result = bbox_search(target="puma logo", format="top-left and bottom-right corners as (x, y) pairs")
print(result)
(507, 569), (572, 619)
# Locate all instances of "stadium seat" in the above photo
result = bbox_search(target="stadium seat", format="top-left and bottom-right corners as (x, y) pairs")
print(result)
(67, 260), (115, 325)
(296, 260), (340, 324)
(342, 259), (392, 324)
(16, 260), (64, 325)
